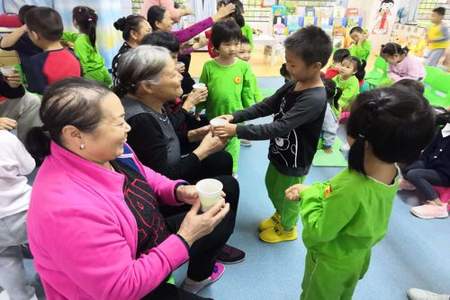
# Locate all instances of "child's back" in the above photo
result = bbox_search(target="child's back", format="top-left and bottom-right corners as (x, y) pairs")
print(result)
(301, 168), (397, 256)
(63, 6), (111, 86)
(25, 7), (81, 94)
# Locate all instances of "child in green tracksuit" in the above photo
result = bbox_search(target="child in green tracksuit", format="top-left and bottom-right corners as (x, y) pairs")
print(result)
(333, 56), (360, 112)
(199, 19), (254, 174)
(213, 26), (332, 243)
(349, 26), (372, 63)
(62, 6), (112, 87)
(285, 87), (436, 300)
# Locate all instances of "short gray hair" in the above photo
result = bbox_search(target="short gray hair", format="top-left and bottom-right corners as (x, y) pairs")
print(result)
(115, 45), (171, 96)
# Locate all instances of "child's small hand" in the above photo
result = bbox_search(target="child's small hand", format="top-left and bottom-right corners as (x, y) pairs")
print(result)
(285, 184), (309, 201)
(213, 123), (237, 139)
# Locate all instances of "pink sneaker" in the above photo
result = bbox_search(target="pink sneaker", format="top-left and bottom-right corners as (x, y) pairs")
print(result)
(410, 202), (449, 219)
(181, 262), (225, 294)
(399, 179), (416, 191)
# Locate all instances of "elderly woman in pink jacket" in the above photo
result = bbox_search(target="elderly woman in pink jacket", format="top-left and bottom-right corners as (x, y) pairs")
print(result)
(26, 77), (234, 300)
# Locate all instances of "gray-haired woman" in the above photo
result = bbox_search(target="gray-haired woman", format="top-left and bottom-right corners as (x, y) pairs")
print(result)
(115, 45), (245, 265)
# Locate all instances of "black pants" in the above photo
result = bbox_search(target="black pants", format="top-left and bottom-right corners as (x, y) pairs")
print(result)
(142, 282), (212, 300)
(142, 203), (234, 300)
(403, 160), (448, 200)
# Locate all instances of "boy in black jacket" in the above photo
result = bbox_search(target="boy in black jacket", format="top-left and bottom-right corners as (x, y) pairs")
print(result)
(214, 26), (332, 243)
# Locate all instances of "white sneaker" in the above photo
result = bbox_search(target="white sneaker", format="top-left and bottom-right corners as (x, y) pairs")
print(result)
(410, 202), (449, 219)
(407, 288), (450, 300)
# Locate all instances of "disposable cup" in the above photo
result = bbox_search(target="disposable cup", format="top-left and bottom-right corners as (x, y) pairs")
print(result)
(196, 178), (223, 212)
(192, 83), (207, 91)
(0, 66), (17, 76)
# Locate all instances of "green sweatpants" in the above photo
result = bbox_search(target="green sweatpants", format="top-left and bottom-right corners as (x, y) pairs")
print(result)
(301, 251), (371, 300)
(226, 137), (240, 174)
(84, 67), (112, 87)
(265, 163), (304, 230)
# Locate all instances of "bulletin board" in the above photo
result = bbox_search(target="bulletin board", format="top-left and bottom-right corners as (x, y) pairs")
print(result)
(415, 0), (450, 28)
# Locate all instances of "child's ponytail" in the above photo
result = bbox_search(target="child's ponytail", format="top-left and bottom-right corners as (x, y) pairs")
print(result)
(72, 6), (98, 49)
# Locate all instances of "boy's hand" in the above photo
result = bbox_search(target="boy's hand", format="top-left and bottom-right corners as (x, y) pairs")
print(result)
(214, 123), (237, 139)
(323, 147), (333, 154)
(285, 184), (309, 201)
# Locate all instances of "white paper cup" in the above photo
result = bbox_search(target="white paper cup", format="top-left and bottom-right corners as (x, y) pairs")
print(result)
(192, 83), (207, 91)
(196, 178), (223, 212)
(210, 117), (227, 127)
(0, 66), (16, 76)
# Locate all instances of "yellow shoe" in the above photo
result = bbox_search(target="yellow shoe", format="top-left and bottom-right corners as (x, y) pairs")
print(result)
(259, 225), (298, 243)
(258, 212), (281, 232)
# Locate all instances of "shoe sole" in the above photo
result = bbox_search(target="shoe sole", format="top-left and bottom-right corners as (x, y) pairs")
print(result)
(216, 257), (245, 265)
(258, 236), (298, 244)
(410, 210), (449, 219)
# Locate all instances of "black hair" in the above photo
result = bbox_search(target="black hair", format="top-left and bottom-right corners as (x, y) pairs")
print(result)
(332, 48), (350, 64)
(18, 5), (36, 24)
(342, 56), (366, 81)
(73, 6), (98, 49)
(381, 42), (409, 57)
(240, 35), (250, 45)
(322, 77), (337, 106)
(141, 31), (180, 53)
(433, 7), (446, 16)
(346, 88), (435, 175)
(25, 77), (111, 162)
(25, 7), (63, 41)
(114, 15), (147, 41)
(211, 19), (242, 49)
(218, 0), (245, 27)
(379, 0), (394, 12)
(349, 26), (364, 35)
(393, 79), (425, 95)
(284, 26), (332, 67)
(147, 5), (166, 31)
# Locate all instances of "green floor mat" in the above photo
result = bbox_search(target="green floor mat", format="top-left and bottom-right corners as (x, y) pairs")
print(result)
(313, 139), (348, 167)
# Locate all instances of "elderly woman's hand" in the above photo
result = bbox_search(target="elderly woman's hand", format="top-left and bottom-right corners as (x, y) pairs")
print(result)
(187, 125), (210, 143)
(182, 89), (208, 112)
(212, 3), (236, 22)
(177, 199), (230, 247)
(193, 132), (227, 160)
(176, 185), (199, 205)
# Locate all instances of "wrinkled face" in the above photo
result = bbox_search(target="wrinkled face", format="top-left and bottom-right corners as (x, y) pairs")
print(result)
(147, 58), (183, 101)
(156, 11), (173, 32)
(339, 58), (356, 78)
(217, 40), (240, 59)
(237, 43), (252, 62)
(285, 49), (320, 82)
(82, 93), (131, 163)
(132, 20), (152, 43)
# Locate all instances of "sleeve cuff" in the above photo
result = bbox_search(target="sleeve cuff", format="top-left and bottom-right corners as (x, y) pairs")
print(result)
(176, 234), (190, 251)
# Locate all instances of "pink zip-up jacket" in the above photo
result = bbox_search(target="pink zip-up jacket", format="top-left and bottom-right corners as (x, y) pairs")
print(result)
(27, 142), (189, 300)
(388, 55), (425, 82)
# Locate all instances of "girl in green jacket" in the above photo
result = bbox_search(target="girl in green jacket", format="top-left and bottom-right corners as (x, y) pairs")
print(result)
(63, 6), (112, 87)
(285, 88), (436, 300)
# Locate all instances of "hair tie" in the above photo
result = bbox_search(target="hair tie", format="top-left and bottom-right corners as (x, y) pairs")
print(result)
(88, 17), (93, 22)
(358, 133), (366, 139)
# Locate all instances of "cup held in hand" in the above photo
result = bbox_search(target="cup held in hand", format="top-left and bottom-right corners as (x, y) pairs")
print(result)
(193, 83), (207, 92)
(196, 178), (223, 212)
(0, 66), (17, 76)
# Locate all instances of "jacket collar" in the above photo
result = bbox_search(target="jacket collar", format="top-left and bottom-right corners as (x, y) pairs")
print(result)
(49, 142), (125, 193)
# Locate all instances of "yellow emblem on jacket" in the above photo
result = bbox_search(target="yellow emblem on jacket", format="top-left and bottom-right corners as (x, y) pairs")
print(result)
(234, 76), (242, 84)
